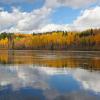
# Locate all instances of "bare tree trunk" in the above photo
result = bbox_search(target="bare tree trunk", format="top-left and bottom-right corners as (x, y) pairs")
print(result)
(8, 35), (14, 50)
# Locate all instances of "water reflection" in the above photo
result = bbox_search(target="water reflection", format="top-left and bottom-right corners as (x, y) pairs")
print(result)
(0, 50), (100, 100)
(0, 65), (100, 100)
(0, 50), (100, 71)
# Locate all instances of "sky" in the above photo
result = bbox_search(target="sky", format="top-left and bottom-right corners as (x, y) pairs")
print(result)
(0, 0), (100, 33)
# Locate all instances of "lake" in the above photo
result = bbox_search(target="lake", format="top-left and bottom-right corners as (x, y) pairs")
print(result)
(0, 50), (100, 100)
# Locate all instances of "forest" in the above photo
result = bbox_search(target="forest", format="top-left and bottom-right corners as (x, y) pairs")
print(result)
(0, 28), (100, 50)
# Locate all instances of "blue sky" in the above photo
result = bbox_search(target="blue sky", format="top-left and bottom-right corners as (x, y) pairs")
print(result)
(0, 0), (100, 33)
(0, 0), (45, 12)
(51, 6), (81, 24)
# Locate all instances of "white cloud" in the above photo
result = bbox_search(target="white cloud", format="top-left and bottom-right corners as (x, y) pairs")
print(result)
(40, 6), (100, 32)
(0, 6), (100, 33)
(0, 0), (97, 8)
(15, 7), (52, 31)
(45, 0), (97, 9)
(0, 7), (52, 33)
(34, 24), (71, 33)
(0, 1), (99, 33)
(73, 6), (100, 30)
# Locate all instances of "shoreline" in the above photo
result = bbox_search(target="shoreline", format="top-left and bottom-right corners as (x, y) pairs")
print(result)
(0, 49), (100, 52)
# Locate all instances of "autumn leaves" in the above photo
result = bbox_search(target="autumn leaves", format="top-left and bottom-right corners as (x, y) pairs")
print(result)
(0, 29), (100, 50)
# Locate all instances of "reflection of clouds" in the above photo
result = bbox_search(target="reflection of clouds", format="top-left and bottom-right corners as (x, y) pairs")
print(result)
(41, 67), (100, 94)
(40, 67), (100, 93)
(54, 91), (100, 100)
(43, 90), (99, 100)
(0, 65), (50, 90)
(39, 67), (69, 75)
(0, 65), (100, 92)
(0, 65), (100, 100)
(72, 69), (100, 93)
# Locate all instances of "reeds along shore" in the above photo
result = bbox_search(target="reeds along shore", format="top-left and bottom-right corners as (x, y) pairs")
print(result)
(0, 29), (100, 50)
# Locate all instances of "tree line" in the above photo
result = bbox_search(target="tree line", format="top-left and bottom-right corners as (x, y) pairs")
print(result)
(0, 29), (100, 50)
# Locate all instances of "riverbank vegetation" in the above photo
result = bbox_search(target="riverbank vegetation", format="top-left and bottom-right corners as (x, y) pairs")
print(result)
(0, 29), (100, 50)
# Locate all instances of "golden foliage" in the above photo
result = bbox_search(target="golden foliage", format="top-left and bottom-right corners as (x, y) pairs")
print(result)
(0, 29), (100, 50)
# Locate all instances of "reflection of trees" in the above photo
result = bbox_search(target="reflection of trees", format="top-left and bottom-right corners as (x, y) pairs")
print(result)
(0, 51), (100, 71)
(0, 51), (8, 64)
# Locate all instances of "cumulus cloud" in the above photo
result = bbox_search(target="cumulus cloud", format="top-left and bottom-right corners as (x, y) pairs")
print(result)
(0, 6), (100, 33)
(35, 24), (72, 33)
(45, 0), (97, 9)
(73, 6), (100, 30)
(40, 6), (100, 32)
(0, 7), (52, 33)
(0, 0), (99, 33)
(1, 0), (97, 8)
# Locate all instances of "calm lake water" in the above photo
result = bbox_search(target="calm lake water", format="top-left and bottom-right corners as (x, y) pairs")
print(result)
(0, 50), (100, 100)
